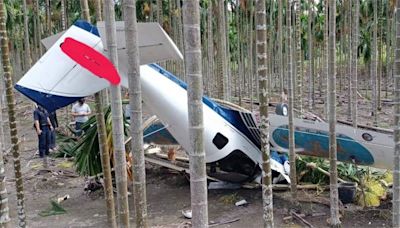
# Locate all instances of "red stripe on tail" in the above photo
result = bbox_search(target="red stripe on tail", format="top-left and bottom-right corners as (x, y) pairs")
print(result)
(60, 37), (121, 85)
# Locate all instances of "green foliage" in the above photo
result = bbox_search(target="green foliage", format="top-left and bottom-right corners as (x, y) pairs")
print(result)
(357, 172), (391, 207)
(297, 156), (392, 207)
(296, 155), (377, 185)
(296, 157), (329, 184)
(39, 201), (67, 217)
(57, 106), (130, 177)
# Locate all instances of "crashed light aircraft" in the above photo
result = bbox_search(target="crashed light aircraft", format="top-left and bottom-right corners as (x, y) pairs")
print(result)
(15, 21), (393, 184)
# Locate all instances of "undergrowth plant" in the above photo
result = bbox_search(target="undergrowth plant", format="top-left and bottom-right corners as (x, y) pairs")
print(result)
(57, 106), (132, 179)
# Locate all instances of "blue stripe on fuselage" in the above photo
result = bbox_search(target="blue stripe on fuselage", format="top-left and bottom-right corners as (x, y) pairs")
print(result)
(147, 63), (261, 149)
(73, 20), (100, 37)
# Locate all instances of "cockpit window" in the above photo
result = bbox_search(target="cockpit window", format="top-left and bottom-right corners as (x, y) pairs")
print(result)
(213, 133), (229, 150)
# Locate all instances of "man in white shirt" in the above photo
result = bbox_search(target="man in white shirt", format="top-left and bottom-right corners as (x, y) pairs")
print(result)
(72, 98), (91, 136)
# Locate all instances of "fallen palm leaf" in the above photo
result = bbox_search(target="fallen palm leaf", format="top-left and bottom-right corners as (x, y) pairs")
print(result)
(31, 163), (43, 169)
(39, 200), (67, 217)
(297, 155), (391, 207)
(219, 193), (239, 205)
(56, 106), (131, 179)
(381, 171), (393, 185)
(357, 178), (387, 207)
(57, 161), (74, 169)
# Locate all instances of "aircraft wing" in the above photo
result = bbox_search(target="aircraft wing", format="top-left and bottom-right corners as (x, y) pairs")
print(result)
(270, 114), (393, 169)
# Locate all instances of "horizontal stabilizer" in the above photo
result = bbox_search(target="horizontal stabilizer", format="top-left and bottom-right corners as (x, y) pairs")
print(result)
(17, 20), (108, 112)
(96, 21), (183, 65)
(41, 31), (65, 50)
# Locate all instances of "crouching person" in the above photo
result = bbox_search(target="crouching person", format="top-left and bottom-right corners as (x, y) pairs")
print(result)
(34, 105), (54, 167)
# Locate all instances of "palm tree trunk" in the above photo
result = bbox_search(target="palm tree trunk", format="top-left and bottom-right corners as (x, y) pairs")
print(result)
(175, 0), (184, 78)
(347, 0), (352, 121)
(103, 1), (130, 227)
(0, 78), (5, 159)
(324, 0), (328, 119)
(34, 0), (43, 56)
(291, 4), (296, 110)
(157, 0), (162, 24)
(308, 0), (314, 110)
(351, 0), (359, 128)
(46, 0), (51, 35)
(391, 5), (396, 98)
(249, 0), (254, 110)
(80, 0), (90, 22)
(224, 1), (232, 101)
(95, 0), (103, 22)
(206, 2), (214, 98)
(32, 2), (38, 62)
(216, 0), (228, 100)
(123, 0), (149, 227)
(202, 17), (208, 97)
(95, 93), (117, 228)
(0, 80), (9, 227)
(14, 44), (22, 80)
(240, 5), (245, 105)
(236, 4), (242, 105)
(267, 0), (274, 99)
(286, 0), (297, 201)
(295, 0), (302, 114)
(148, 0), (153, 22)
(393, 1), (400, 226)
(67, 1), (72, 26)
(344, 2), (349, 94)
(182, 1), (209, 227)
(256, 0), (274, 227)
(0, 0), (26, 226)
(319, 42), (324, 99)
(0, 136), (9, 227)
(61, 0), (72, 124)
(61, 0), (66, 30)
(23, 0), (31, 70)
(80, 1), (117, 227)
(94, 0), (110, 107)
(286, 1), (299, 200)
(278, 0), (283, 102)
(371, 0), (378, 126)
(385, 2), (391, 99)
(328, 0), (341, 227)
(377, 0), (383, 111)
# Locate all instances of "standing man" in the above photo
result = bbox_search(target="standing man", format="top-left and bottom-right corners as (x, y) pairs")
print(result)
(34, 104), (53, 166)
(49, 111), (58, 151)
(72, 98), (91, 136)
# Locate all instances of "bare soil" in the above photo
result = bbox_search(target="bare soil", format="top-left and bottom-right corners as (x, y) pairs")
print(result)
(3, 93), (393, 227)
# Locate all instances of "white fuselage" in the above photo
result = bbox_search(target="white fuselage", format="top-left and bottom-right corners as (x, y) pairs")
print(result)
(139, 65), (289, 182)
(140, 65), (259, 162)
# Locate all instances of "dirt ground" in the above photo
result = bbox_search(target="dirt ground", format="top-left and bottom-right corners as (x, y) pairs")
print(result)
(3, 93), (393, 228)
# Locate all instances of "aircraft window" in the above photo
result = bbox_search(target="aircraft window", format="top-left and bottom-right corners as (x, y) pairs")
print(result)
(213, 133), (229, 150)
(362, 133), (373, 142)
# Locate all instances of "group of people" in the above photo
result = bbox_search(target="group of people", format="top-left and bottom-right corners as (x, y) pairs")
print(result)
(34, 98), (91, 164)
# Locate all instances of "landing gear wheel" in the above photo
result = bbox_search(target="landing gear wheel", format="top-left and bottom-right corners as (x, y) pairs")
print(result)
(275, 103), (288, 116)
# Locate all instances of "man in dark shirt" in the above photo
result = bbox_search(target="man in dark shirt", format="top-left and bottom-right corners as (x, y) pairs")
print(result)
(34, 105), (53, 161)
(49, 111), (58, 151)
